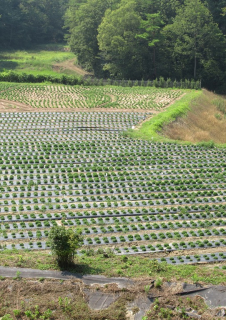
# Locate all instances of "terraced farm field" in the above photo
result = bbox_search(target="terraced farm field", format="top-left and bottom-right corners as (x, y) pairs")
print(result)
(1, 110), (226, 267)
(0, 83), (183, 110)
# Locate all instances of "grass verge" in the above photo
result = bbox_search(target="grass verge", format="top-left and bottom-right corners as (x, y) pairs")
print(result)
(1, 250), (226, 285)
(126, 90), (202, 143)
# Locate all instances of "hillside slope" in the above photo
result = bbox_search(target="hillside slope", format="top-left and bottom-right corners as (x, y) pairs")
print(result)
(162, 89), (226, 144)
(0, 45), (91, 78)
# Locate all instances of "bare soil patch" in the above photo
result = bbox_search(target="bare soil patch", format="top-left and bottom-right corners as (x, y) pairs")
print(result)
(106, 93), (117, 103)
(0, 277), (219, 319)
(0, 278), (133, 320)
(0, 99), (32, 111)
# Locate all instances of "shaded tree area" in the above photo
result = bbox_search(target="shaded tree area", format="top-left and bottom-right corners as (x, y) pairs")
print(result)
(162, 0), (226, 90)
(66, 0), (226, 91)
(1, 0), (226, 91)
(64, 0), (121, 76)
(0, 0), (69, 48)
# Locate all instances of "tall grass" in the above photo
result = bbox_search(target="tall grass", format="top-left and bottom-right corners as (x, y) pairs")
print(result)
(161, 90), (226, 146)
(212, 97), (226, 115)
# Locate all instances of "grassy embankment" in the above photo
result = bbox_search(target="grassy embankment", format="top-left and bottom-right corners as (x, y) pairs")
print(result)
(162, 89), (226, 145)
(126, 90), (201, 142)
(0, 44), (80, 78)
(128, 89), (226, 147)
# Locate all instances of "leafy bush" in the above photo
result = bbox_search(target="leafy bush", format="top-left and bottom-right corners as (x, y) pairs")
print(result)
(198, 140), (215, 149)
(48, 226), (83, 266)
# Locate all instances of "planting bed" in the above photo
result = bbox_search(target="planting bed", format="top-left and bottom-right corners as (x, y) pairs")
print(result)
(0, 110), (226, 266)
(157, 252), (226, 265)
(0, 84), (183, 110)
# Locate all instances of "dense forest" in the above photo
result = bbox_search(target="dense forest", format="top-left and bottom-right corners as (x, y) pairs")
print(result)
(0, 0), (68, 46)
(1, 0), (226, 90)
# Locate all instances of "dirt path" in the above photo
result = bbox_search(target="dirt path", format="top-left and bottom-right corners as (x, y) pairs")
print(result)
(106, 93), (117, 103)
(0, 99), (32, 111)
(0, 266), (133, 288)
(52, 58), (93, 77)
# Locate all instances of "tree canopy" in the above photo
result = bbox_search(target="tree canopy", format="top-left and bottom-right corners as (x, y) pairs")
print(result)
(97, 0), (142, 79)
(0, 0), (68, 47)
(1, 0), (226, 91)
(163, 0), (226, 86)
(66, 0), (226, 91)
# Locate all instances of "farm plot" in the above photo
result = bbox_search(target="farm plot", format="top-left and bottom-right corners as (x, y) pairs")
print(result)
(104, 87), (183, 110)
(0, 83), (20, 92)
(1, 111), (226, 266)
(0, 83), (184, 110)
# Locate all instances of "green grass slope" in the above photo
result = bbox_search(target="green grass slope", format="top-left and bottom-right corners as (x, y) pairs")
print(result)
(126, 90), (202, 142)
(0, 44), (77, 77)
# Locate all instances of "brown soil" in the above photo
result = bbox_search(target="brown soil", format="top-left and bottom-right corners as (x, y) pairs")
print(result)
(162, 89), (226, 143)
(52, 58), (93, 77)
(145, 294), (214, 319)
(0, 278), (217, 320)
(0, 278), (133, 320)
(106, 93), (117, 103)
(0, 99), (32, 111)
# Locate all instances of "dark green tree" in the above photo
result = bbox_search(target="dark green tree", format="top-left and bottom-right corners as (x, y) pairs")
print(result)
(97, 0), (143, 79)
(44, 0), (69, 42)
(0, 0), (25, 47)
(97, 0), (185, 80)
(65, 0), (119, 75)
(163, 0), (226, 88)
(0, 0), (69, 48)
(205, 0), (226, 34)
(136, 13), (164, 78)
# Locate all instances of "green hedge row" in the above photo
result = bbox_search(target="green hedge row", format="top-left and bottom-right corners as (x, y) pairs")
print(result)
(0, 72), (82, 85)
(0, 71), (201, 89)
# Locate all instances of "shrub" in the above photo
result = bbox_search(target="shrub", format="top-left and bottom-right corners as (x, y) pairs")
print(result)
(48, 226), (83, 266)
